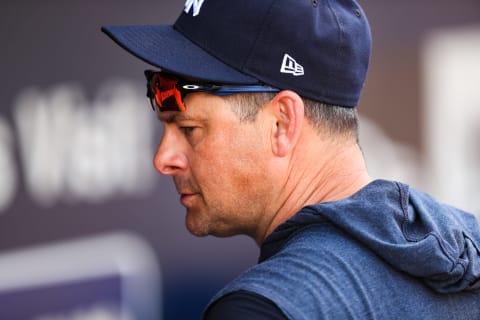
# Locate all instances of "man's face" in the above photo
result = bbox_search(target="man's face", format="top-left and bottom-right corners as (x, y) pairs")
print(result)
(154, 92), (274, 239)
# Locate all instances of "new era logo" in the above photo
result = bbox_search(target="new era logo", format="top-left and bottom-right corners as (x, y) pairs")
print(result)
(184, 0), (205, 17)
(280, 54), (304, 76)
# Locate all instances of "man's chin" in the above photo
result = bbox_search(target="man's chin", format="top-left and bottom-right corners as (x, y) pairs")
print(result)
(186, 227), (210, 237)
(185, 213), (210, 237)
(185, 218), (236, 238)
(185, 223), (227, 238)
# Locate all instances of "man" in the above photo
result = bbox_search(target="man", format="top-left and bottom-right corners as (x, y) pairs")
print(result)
(102, 0), (480, 319)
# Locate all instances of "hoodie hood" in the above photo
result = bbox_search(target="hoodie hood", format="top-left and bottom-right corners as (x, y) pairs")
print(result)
(261, 180), (480, 294)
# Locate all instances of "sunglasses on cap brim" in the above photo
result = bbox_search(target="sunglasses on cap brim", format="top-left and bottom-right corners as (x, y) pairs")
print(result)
(144, 70), (280, 112)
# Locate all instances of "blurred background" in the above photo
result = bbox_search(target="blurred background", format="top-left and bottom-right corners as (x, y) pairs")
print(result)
(0, 0), (479, 319)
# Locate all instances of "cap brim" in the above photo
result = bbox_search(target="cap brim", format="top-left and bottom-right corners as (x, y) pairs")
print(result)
(101, 25), (257, 84)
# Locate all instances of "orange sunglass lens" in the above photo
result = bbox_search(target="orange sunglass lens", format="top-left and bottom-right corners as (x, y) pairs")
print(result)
(152, 75), (186, 112)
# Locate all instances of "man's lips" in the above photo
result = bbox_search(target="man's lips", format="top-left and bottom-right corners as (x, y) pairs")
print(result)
(174, 177), (199, 206)
(179, 193), (198, 206)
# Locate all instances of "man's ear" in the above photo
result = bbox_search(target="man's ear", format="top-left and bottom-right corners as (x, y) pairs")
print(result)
(268, 90), (304, 157)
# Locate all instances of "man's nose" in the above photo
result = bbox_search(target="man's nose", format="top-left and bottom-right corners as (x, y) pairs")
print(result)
(153, 131), (188, 176)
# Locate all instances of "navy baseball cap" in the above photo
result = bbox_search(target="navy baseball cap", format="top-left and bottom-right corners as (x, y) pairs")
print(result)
(102, 0), (371, 108)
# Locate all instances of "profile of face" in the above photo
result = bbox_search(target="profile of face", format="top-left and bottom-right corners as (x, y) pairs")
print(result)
(153, 92), (275, 239)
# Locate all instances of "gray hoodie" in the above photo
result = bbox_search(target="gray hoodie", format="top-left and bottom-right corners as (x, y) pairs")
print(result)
(207, 180), (480, 319)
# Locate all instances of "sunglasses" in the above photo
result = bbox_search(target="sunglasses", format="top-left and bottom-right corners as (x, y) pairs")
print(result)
(144, 70), (280, 112)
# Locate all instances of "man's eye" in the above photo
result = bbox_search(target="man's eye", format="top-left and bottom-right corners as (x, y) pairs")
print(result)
(180, 126), (196, 136)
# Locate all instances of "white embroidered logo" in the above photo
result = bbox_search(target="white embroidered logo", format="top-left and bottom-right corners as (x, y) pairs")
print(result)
(280, 54), (304, 76)
(184, 0), (206, 17)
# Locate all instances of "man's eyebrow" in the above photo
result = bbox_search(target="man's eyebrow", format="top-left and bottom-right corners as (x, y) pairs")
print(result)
(157, 113), (200, 123)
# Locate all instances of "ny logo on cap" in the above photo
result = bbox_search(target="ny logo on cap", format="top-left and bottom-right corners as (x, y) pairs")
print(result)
(184, 0), (205, 17)
(280, 54), (304, 76)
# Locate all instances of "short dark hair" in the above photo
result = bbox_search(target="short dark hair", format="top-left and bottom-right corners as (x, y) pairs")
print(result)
(225, 93), (359, 142)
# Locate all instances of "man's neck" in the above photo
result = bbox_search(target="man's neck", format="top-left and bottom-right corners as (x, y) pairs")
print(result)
(256, 139), (371, 245)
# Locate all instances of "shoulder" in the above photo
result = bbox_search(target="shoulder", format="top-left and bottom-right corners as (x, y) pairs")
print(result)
(207, 223), (389, 319)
